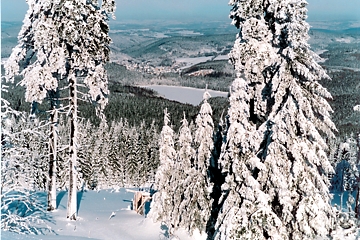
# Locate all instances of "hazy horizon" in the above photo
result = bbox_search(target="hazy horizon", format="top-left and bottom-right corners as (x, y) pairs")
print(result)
(1, 0), (360, 24)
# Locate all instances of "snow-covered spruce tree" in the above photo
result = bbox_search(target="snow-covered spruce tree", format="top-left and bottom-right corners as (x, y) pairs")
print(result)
(352, 105), (360, 218)
(115, 119), (132, 186)
(356, 131), (360, 218)
(207, 112), (226, 239)
(145, 121), (161, 185)
(1, 90), (49, 234)
(76, 118), (93, 190)
(135, 122), (148, 186)
(195, 89), (214, 176)
(106, 120), (125, 188)
(125, 126), (141, 186)
(1, 111), (48, 191)
(4, 0), (62, 211)
(88, 121), (111, 189)
(215, 1), (336, 239)
(1, 119), (47, 234)
(214, 78), (282, 240)
(150, 109), (177, 236)
(5, 0), (115, 220)
(110, 119), (128, 187)
(181, 90), (214, 235)
(170, 113), (196, 233)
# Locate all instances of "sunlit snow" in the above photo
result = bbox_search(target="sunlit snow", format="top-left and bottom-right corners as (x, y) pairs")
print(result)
(1, 189), (198, 240)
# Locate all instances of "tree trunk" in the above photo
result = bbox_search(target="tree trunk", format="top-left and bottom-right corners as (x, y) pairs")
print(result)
(67, 75), (78, 220)
(47, 105), (58, 211)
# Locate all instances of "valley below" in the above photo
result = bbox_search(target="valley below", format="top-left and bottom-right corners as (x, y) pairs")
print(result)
(2, 20), (360, 137)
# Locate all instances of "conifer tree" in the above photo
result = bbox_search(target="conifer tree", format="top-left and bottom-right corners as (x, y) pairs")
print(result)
(77, 119), (94, 190)
(195, 89), (214, 175)
(150, 109), (177, 235)
(107, 120), (125, 188)
(87, 121), (109, 189)
(137, 122), (150, 186)
(181, 90), (214, 235)
(215, 78), (286, 239)
(116, 119), (129, 187)
(146, 121), (161, 185)
(1, 92), (48, 234)
(352, 106), (360, 218)
(170, 113), (195, 233)
(5, 0), (115, 219)
(116, 119), (132, 186)
(206, 112), (226, 239)
(125, 127), (140, 186)
(215, 0), (336, 239)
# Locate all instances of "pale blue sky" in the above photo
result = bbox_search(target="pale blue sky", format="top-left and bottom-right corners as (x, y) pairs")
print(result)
(1, 0), (359, 22)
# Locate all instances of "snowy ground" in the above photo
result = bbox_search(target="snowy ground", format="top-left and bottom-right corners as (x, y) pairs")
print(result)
(140, 85), (228, 105)
(2, 189), (360, 239)
(1, 189), (202, 240)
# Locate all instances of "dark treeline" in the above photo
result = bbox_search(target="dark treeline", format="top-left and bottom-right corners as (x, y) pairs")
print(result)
(3, 61), (358, 138)
(2, 66), (229, 133)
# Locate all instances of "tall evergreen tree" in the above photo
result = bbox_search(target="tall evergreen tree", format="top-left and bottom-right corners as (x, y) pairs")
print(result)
(352, 106), (360, 218)
(170, 113), (195, 233)
(146, 121), (161, 185)
(5, 0), (115, 219)
(356, 132), (360, 218)
(107, 120), (125, 188)
(88, 121), (109, 189)
(150, 109), (177, 235)
(216, 78), (286, 239)
(215, 0), (336, 239)
(206, 112), (226, 239)
(76, 118), (93, 190)
(195, 89), (214, 175)
(125, 126), (140, 186)
(116, 119), (130, 187)
(181, 90), (214, 235)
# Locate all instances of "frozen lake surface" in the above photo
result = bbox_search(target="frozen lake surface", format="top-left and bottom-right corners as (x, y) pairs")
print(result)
(141, 85), (228, 106)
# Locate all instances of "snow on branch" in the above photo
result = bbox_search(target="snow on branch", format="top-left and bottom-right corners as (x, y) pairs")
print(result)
(354, 105), (360, 112)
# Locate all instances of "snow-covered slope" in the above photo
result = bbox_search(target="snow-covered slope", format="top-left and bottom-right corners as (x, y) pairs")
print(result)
(1, 189), (200, 240)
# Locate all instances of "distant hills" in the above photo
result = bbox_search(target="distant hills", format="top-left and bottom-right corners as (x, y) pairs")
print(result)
(1, 20), (359, 137)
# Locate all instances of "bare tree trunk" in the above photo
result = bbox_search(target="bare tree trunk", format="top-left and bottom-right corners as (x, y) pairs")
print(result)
(67, 75), (78, 220)
(47, 105), (58, 211)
